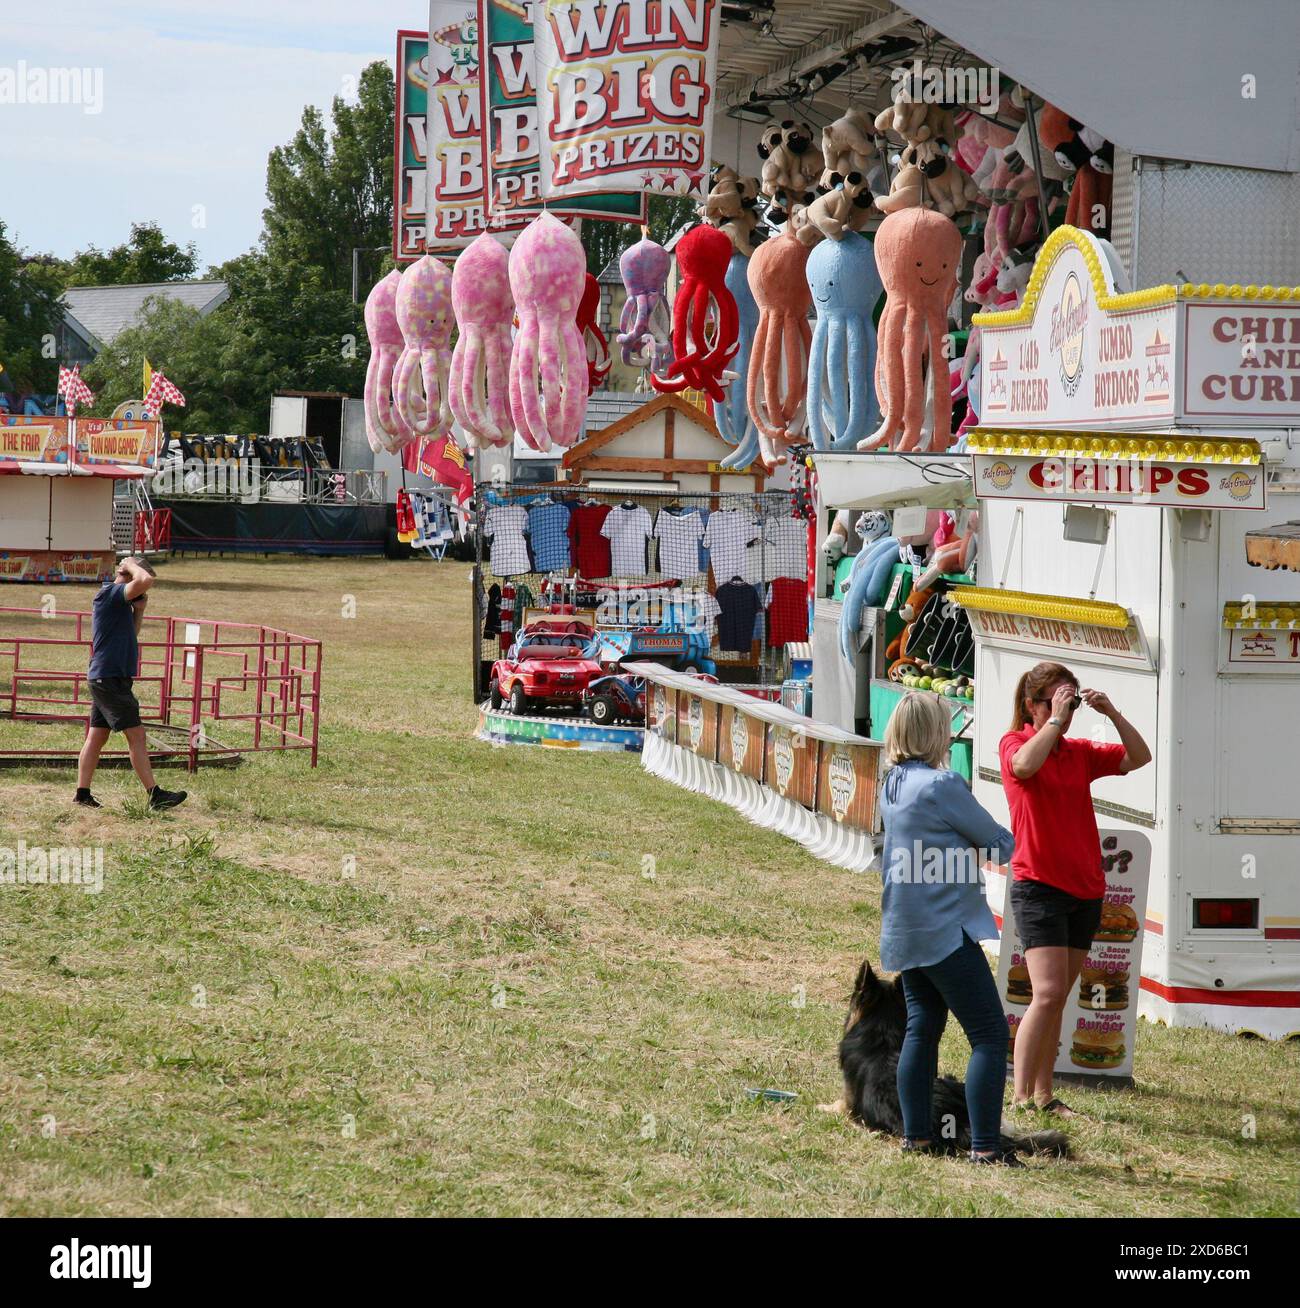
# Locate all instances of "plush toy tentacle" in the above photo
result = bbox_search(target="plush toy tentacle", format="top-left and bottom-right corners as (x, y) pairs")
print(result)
(807, 317), (829, 451)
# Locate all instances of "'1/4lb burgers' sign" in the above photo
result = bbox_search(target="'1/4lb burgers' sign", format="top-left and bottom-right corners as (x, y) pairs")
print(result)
(532, 0), (720, 201)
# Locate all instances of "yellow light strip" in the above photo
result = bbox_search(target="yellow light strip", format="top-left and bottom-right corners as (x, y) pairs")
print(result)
(953, 587), (1132, 630)
(972, 226), (1178, 328)
(1180, 283), (1300, 300)
(967, 429), (1262, 465)
(1223, 603), (1300, 629)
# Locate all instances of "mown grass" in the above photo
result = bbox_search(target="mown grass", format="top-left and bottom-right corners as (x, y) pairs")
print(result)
(0, 555), (1296, 1216)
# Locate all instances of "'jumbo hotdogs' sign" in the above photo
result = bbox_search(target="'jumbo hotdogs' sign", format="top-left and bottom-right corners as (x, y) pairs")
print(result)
(533, 0), (720, 202)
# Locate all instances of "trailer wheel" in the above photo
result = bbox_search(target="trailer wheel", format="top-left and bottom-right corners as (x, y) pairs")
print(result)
(589, 695), (616, 725)
(509, 682), (529, 716)
(489, 680), (502, 710)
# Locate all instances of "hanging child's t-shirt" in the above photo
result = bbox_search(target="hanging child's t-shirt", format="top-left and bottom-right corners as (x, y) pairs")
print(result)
(566, 501), (612, 578)
(763, 517), (807, 581)
(527, 500), (572, 572)
(653, 508), (705, 581)
(483, 504), (531, 576)
(715, 579), (762, 653)
(766, 576), (809, 645)
(600, 504), (654, 576)
(702, 509), (759, 585)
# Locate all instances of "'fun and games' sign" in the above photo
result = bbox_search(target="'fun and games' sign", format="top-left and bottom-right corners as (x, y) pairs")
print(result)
(533, 0), (720, 202)
(75, 419), (160, 468)
(478, 0), (645, 224)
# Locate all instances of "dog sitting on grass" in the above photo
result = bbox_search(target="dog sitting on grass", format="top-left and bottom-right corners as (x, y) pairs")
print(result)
(835, 960), (1070, 1158)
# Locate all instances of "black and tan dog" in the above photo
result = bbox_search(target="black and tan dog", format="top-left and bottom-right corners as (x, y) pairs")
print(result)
(834, 960), (1070, 1158)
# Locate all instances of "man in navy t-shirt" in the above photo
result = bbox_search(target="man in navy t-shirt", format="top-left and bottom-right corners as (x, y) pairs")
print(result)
(76, 556), (187, 811)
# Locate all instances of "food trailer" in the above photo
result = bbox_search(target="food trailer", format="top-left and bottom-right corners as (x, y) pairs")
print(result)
(954, 227), (1300, 1038)
(0, 415), (161, 582)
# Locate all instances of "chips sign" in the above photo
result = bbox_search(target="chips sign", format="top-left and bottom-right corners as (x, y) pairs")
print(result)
(533, 0), (720, 201)
(478, 0), (645, 224)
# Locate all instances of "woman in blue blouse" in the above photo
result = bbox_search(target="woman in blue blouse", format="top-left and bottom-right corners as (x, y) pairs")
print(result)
(879, 693), (1016, 1164)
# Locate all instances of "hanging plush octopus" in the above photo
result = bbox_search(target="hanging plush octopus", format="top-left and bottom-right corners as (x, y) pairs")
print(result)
(650, 223), (738, 404)
(449, 232), (515, 449)
(859, 207), (963, 453)
(807, 231), (884, 451)
(746, 229), (812, 467)
(393, 255), (454, 441)
(717, 250), (761, 470)
(577, 273), (610, 395)
(507, 211), (588, 451)
(364, 269), (414, 454)
(617, 237), (672, 370)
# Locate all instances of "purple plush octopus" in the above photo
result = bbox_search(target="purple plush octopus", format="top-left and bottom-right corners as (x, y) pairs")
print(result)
(616, 236), (673, 370)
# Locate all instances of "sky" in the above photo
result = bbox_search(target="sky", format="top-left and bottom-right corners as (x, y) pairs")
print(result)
(1, 1), (423, 272)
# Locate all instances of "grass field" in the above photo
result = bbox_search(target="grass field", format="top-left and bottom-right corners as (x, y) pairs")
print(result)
(1, 555), (1296, 1216)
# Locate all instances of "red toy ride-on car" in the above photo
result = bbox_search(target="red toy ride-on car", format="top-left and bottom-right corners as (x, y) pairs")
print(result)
(489, 620), (604, 715)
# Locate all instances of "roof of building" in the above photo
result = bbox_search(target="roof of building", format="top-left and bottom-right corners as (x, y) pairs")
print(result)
(60, 280), (230, 350)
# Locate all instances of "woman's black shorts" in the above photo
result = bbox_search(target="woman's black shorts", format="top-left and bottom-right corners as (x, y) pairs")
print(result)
(1010, 877), (1102, 951)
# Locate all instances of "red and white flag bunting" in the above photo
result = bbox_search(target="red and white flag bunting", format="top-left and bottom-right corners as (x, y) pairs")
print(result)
(57, 364), (96, 416)
(144, 370), (186, 415)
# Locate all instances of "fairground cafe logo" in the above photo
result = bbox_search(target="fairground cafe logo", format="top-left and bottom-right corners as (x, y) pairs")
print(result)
(0, 841), (104, 894)
(890, 59), (1000, 114)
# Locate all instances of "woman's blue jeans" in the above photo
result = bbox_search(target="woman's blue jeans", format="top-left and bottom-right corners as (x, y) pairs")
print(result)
(898, 933), (1007, 1154)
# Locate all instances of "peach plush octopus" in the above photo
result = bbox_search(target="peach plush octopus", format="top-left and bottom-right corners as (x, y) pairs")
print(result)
(858, 207), (963, 453)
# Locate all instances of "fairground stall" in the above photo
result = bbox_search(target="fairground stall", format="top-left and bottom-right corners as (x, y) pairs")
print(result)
(0, 415), (160, 583)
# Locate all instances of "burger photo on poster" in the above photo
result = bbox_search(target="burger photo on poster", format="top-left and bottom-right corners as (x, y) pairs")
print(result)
(1096, 901), (1139, 943)
(1078, 965), (1130, 1011)
(1006, 962), (1033, 1005)
(1070, 1024), (1126, 1070)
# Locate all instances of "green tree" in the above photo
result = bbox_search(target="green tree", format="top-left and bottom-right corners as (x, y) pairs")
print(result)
(263, 61), (394, 293)
(0, 220), (62, 394)
(62, 221), (199, 287)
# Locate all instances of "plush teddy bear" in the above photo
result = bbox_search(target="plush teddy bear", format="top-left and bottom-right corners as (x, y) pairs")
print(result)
(925, 147), (983, 217)
(796, 171), (876, 245)
(701, 165), (745, 222)
(819, 108), (881, 188)
(874, 139), (944, 213)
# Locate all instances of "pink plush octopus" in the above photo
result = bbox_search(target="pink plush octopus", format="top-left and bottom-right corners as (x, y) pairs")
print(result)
(508, 212), (588, 451)
(394, 255), (454, 441)
(449, 233), (515, 449)
(859, 208), (963, 453)
(363, 270), (414, 454)
(746, 230), (812, 467)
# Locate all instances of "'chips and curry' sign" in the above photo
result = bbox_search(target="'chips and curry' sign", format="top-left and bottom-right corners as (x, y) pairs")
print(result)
(973, 225), (1300, 431)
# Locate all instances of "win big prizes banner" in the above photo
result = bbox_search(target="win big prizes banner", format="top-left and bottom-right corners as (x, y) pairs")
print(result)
(478, 0), (646, 224)
(533, 0), (720, 202)
(995, 829), (1151, 1085)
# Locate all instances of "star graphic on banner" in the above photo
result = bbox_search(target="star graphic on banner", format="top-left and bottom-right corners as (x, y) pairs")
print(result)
(640, 171), (657, 188)
(434, 66), (457, 85)
(682, 168), (706, 192)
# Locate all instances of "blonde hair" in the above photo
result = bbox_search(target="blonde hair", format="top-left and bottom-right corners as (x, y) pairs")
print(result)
(883, 692), (950, 770)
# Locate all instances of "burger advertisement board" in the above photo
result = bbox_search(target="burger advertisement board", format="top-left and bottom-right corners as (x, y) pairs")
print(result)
(995, 829), (1151, 1086)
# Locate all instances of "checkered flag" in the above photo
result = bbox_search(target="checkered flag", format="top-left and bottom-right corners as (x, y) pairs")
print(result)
(57, 364), (95, 416)
(144, 370), (186, 416)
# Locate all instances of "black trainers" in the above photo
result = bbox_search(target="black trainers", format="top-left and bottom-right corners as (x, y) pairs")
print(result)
(73, 790), (101, 808)
(148, 786), (188, 811)
(969, 1149), (1025, 1168)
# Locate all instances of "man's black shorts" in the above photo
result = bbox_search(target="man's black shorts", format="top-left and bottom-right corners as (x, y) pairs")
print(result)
(1010, 877), (1103, 951)
(88, 676), (142, 732)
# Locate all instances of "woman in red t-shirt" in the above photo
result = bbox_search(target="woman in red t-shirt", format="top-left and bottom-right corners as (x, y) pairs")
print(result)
(998, 661), (1151, 1117)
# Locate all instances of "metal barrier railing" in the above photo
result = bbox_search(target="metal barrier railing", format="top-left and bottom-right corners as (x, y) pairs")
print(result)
(0, 606), (322, 771)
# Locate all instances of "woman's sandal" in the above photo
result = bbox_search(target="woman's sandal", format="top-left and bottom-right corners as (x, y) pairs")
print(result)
(1036, 1097), (1082, 1119)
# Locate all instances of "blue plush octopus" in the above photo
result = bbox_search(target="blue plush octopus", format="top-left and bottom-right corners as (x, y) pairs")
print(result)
(718, 251), (762, 470)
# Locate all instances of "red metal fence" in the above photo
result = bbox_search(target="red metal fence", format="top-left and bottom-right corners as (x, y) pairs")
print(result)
(0, 606), (321, 770)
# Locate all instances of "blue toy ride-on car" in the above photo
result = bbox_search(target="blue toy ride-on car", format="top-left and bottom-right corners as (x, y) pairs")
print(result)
(583, 674), (646, 725)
